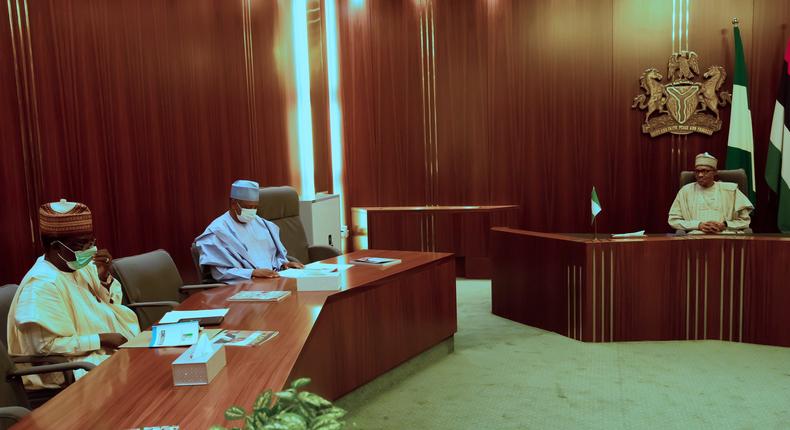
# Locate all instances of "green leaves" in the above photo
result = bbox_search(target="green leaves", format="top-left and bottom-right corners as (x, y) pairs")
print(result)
(225, 406), (247, 421)
(214, 377), (346, 430)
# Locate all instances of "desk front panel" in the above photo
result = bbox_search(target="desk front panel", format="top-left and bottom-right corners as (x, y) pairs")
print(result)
(491, 229), (790, 347)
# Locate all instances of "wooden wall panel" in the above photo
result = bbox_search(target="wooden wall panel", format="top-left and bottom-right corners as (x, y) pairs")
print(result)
(338, 0), (428, 215)
(0, 3), (37, 284)
(1, 0), (291, 284)
(341, 0), (790, 235)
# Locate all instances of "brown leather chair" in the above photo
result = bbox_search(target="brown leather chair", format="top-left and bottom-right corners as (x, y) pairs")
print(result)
(677, 168), (752, 234)
(258, 186), (341, 264)
(679, 168), (748, 194)
(0, 285), (96, 413)
(112, 250), (224, 330)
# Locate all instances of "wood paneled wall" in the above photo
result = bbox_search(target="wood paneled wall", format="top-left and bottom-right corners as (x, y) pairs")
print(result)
(3, 0), (789, 284)
(1, 0), (295, 284)
(338, 0), (790, 236)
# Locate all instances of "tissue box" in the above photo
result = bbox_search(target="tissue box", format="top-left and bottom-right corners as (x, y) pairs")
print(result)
(295, 273), (341, 291)
(172, 343), (226, 386)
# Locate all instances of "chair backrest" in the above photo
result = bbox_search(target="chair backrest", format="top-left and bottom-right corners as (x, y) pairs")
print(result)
(680, 169), (748, 195)
(0, 286), (18, 348)
(191, 242), (215, 284)
(258, 186), (310, 264)
(0, 341), (30, 412)
(111, 250), (183, 329)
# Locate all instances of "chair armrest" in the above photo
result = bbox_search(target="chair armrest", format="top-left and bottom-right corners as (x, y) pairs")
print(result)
(8, 361), (96, 378)
(286, 255), (303, 264)
(179, 283), (224, 292)
(0, 406), (30, 422)
(127, 301), (180, 309)
(675, 230), (687, 236)
(11, 355), (68, 365)
(308, 245), (341, 262)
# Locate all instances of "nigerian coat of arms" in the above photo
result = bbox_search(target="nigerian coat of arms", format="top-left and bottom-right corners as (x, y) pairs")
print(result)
(632, 51), (732, 137)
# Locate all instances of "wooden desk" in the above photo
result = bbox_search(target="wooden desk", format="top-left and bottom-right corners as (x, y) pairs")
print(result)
(491, 229), (790, 347)
(351, 205), (519, 278)
(13, 250), (456, 430)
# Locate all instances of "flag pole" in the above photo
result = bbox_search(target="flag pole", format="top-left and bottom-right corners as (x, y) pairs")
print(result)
(593, 217), (598, 241)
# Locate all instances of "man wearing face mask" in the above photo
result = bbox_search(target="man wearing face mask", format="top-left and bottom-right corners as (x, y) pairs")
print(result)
(7, 200), (140, 389)
(195, 180), (304, 282)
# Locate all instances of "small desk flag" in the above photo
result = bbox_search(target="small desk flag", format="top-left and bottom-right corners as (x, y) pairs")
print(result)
(591, 186), (602, 224)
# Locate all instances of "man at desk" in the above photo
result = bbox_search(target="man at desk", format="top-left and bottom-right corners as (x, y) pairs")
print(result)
(196, 180), (303, 282)
(668, 152), (754, 234)
(7, 200), (140, 388)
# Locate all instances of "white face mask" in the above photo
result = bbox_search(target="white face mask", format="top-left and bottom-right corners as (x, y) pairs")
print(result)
(235, 203), (257, 223)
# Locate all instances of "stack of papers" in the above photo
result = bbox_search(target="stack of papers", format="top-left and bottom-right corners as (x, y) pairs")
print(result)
(227, 290), (291, 302)
(279, 268), (341, 291)
(159, 309), (229, 325)
(304, 262), (353, 271)
(611, 230), (646, 238)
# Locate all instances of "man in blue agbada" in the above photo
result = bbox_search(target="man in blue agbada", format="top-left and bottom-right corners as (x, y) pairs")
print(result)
(195, 180), (304, 281)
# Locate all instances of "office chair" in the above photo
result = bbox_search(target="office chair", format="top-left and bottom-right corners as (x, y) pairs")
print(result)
(0, 285), (96, 412)
(258, 186), (341, 264)
(111, 250), (224, 330)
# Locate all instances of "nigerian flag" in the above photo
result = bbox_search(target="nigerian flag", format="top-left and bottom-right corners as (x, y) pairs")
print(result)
(726, 24), (757, 205)
(766, 39), (790, 233)
(591, 186), (601, 224)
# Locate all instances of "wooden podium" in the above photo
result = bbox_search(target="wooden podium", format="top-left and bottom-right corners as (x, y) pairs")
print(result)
(491, 228), (790, 347)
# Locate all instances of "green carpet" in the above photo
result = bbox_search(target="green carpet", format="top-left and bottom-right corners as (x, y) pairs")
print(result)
(338, 279), (790, 429)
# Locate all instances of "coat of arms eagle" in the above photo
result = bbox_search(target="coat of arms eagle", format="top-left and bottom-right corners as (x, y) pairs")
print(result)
(632, 51), (732, 137)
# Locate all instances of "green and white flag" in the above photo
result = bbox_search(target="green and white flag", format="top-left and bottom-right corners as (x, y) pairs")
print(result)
(766, 39), (790, 233)
(591, 186), (601, 224)
(726, 24), (757, 205)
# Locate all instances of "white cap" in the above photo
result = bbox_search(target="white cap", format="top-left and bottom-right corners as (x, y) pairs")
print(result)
(230, 180), (260, 201)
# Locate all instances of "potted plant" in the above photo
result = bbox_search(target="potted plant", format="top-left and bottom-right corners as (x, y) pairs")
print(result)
(210, 378), (347, 430)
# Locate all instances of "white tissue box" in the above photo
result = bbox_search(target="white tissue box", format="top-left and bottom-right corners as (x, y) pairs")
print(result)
(295, 274), (341, 291)
(172, 343), (226, 386)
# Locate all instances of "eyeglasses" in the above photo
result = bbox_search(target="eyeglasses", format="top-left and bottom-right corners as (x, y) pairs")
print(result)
(694, 169), (715, 175)
(54, 239), (97, 252)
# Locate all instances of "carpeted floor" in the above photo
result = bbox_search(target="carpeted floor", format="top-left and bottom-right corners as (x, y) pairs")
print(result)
(338, 279), (790, 430)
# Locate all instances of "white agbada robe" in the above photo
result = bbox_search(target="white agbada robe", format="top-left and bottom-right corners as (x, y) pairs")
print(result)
(7, 256), (140, 389)
(668, 181), (754, 234)
(195, 212), (289, 281)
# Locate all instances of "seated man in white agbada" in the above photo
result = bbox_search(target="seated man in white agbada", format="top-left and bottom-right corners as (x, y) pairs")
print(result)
(195, 180), (303, 282)
(7, 200), (140, 389)
(668, 152), (754, 234)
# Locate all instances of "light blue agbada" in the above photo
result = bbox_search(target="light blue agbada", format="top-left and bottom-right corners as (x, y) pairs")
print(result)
(195, 211), (289, 281)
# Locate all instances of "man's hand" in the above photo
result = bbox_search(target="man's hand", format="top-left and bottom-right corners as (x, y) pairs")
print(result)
(252, 268), (280, 278)
(93, 249), (113, 282)
(99, 333), (127, 349)
(284, 261), (304, 269)
(698, 222), (725, 233)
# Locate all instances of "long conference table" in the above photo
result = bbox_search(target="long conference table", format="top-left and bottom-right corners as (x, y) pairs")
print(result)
(491, 229), (790, 347)
(13, 250), (456, 430)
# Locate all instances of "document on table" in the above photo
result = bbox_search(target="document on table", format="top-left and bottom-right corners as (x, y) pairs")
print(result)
(150, 321), (200, 347)
(210, 330), (279, 347)
(611, 230), (646, 238)
(120, 328), (223, 349)
(159, 309), (229, 324)
(279, 268), (338, 278)
(303, 262), (354, 271)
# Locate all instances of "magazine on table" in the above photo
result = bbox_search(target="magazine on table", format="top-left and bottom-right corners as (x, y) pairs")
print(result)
(210, 330), (279, 347)
(350, 256), (402, 267)
(227, 290), (291, 302)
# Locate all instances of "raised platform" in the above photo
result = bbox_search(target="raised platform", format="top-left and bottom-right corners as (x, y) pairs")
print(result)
(491, 229), (790, 347)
